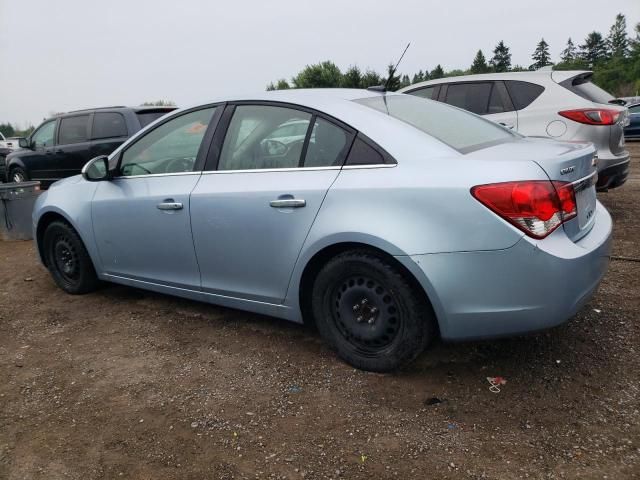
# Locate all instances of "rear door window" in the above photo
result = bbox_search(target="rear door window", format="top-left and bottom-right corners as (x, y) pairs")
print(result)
(444, 83), (492, 115)
(303, 118), (351, 167)
(58, 115), (90, 145)
(92, 112), (127, 139)
(504, 81), (545, 110)
(218, 105), (312, 170)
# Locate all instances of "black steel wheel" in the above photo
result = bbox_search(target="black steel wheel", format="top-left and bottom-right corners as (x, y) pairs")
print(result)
(312, 250), (436, 372)
(43, 220), (99, 294)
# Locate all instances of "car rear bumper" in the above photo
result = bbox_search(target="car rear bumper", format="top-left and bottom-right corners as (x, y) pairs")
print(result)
(596, 156), (629, 190)
(397, 201), (612, 341)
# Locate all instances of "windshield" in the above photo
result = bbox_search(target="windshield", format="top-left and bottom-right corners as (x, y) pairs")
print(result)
(353, 94), (516, 153)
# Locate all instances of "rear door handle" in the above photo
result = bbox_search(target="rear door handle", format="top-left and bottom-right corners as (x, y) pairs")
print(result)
(157, 201), (183, 211)
(270, 198), (306, 208)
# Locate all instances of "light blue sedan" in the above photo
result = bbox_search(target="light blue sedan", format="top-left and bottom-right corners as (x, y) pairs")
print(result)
(32, 89), (612, 372)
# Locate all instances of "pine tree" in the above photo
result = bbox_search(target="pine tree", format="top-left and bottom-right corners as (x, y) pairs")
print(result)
(607, 13), (629, 58)
(400, 74), (411, 89)
(580, 31), (608, 67)
(360, 70), (382, 88)
(470, 50), (490, 74)
(430, 64), (444, 79)
(560, 38), (577, 62)
(531, 38), (552, 70)
(631, 22), (640, 60)
(340, 66), (362, 88)
(384, 64), (401, 91)
(490, 40), (511, 72)
(412, 70), (425, 84)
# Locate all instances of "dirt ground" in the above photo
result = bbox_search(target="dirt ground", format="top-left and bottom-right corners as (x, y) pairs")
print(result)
(1, 144), (639, 480)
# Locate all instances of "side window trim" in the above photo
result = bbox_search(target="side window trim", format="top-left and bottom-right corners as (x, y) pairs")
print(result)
(437, 84), (448, 102)
(494, 81), (515, 113)
(298, 114), (316, 167)
(204, 101), (357, 172)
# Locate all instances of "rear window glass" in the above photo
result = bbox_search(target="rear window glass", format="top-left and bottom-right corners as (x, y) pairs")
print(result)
(505, 81), (545, 110)
(137, 111), (173, 128)
(353, 94), (516, 153)
(561, 75), (614, 105)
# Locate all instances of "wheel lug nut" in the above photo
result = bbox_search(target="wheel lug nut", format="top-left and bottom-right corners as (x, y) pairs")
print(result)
(361, 298), (368, 305)
(370, 307), (378, 314)
(356, 316), (363, 323)
(367, 318), (375, 325)
(352, 305), (359, 312)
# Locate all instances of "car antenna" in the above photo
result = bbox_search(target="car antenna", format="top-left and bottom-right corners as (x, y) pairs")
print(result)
(368, 42), (411, 93)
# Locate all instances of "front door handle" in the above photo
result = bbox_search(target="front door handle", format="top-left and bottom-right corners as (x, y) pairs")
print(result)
(157, 201), (183, 211)
(499, 122), (515, 130)
(270, 198), (306, 208)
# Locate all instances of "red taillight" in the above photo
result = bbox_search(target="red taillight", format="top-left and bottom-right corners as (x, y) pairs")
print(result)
(471, 181), (577, 239)
(558, 108), (620, 126)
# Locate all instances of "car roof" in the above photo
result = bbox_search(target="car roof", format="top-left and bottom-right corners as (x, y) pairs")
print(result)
(116, 89), (460, 161)
(46, 105), (176, 121)
(398, 70), (591, 92)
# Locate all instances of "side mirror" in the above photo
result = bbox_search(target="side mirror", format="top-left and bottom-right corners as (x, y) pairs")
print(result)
(82, 155), (111, 182)
(18, 138), (30, 149)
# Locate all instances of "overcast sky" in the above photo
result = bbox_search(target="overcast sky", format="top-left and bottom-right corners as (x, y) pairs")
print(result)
(1, 0), (638, 127)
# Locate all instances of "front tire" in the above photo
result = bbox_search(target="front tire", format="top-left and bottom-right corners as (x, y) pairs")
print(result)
(311, 250), (436, 372)
(10, 166), (28, 183)
(43, 221), (99, 294)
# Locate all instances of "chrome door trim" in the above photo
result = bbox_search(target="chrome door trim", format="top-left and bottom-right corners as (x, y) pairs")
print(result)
(202, 166), (341, 174)
(112, 171), (202, 180)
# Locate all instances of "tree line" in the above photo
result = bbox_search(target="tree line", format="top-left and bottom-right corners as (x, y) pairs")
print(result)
(0, 123), (34, 138)
(267, 13), (640, 97)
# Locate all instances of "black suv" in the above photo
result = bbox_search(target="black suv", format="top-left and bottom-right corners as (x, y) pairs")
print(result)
(2, 106), (176, 187)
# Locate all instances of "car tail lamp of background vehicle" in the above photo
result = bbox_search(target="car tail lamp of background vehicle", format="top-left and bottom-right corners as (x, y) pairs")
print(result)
(558, 108), (623, 126)
(471, 181), (577, 239)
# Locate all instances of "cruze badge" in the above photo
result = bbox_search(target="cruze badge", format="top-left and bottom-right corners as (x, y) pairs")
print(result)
(560, 166), (575, 175)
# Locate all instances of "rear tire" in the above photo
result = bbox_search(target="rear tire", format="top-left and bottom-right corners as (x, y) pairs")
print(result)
(43, 221), (99, 294)
(311, 250), (436, 372)
(10, 166), (28, 183)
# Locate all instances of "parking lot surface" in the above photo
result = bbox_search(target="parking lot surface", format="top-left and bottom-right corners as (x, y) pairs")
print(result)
(1, 144), (639, 480)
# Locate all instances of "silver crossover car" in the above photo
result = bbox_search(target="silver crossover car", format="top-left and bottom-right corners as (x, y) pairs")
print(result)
(33, 89), (612, 372)
(399, 70), (630, 191)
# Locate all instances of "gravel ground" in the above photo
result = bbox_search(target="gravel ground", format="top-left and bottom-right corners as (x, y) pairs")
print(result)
(0, 143), (639, 480)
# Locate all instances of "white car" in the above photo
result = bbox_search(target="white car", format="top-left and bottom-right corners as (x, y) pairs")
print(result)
(399, 70), (630, 190)
(0, 132), (23, 151)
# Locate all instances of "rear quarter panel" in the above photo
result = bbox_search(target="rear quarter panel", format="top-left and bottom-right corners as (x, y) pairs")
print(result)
(284, 152), (548, 313)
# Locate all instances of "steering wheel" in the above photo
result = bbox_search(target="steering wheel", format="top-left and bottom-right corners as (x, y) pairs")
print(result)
(165, 157), (194, 173)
